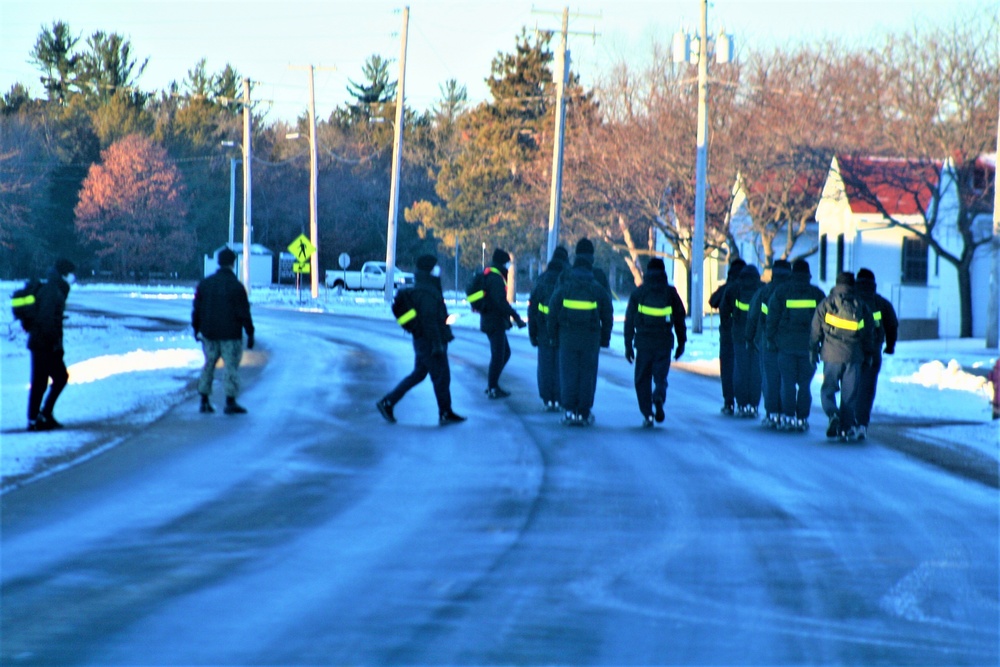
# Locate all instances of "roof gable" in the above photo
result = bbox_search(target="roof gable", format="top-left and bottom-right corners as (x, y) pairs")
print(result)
(836, 156), (941, 217)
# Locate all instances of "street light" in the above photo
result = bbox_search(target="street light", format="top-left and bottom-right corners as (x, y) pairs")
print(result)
(673, 0), (734, 334)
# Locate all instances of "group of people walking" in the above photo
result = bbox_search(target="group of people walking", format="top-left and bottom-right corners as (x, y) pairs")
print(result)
(712, 258), (898, 441)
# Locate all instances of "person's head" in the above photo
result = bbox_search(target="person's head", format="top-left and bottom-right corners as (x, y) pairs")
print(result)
(856, 267), (876, 293)
(727, 258), (747, 280)
(836, 271), (855, 288)
(416, 254), (440, 277)
(54, 258), (76, 285)
(792, 258), (811, 280)
(575, 237), (595, 258)
(772, 259), (791, 278)
(646, 257), (666, 273)
(491, 248), (510, 269)
(218, 248), (237, 269)
(551, 245), (569, 264)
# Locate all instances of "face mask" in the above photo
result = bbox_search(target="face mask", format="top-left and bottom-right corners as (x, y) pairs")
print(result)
(431, 266), (441, 278)
(65, 273), (76, 285)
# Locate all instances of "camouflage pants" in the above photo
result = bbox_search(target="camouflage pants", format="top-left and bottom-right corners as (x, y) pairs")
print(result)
(198, 338), (243, 398)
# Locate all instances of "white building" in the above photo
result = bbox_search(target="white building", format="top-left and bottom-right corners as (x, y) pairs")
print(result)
(203, 243), (273, 286)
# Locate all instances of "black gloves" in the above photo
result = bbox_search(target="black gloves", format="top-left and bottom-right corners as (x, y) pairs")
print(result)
(625, 348), (634, 364)
(674, 342), (685, 360)
(884, 344), (895, 355)
(529, 336), (538, 348)
(246, 333), (255, 350)
(514, 315), (527, 329)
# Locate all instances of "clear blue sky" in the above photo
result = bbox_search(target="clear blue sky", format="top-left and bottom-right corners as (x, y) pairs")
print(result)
(0, 0), (989, 123)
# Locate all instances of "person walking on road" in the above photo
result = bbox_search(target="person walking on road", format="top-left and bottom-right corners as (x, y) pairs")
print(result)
(746, 259), (791, 428)
(854, 267), (899, 438)
(723, 263), (763, 418)
(26, 258), (76, 431)
(811, 271), (876, 441)
(547, 239), (614, 426)
(377, 255), (466, 426)
(709, 258), (746, 415)
(192, 247), (255, 415)
(480, 248), (526, 399)
(623, 257), (687, 428)
(766, 259), (826, 432)
(528, 246), (568, 411)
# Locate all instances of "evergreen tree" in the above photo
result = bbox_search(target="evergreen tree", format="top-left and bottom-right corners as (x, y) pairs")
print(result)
(29, 21), (82, 106)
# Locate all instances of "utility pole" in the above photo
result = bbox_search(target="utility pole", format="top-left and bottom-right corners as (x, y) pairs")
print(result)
(989, 85), (1000, 350)
(290, 64), (335, 299)
(690, 0), (709, 334)
(385, 5), (409, 306)
(536, 7), (599, 264)
(242, 77), (253, 293)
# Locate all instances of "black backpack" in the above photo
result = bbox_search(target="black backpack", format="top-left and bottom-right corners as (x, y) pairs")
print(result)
(11, 278), (43, 331)
(391, 288), (420, 334)
(465, 269), (491, 313)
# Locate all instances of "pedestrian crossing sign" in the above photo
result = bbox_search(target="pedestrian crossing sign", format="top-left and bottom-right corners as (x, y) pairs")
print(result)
(288, 234), (316, 263)
(292, 261), (311, 274)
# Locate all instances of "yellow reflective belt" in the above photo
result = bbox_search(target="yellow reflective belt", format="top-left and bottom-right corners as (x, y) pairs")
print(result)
(873, 310), (883, 326)
(786, 299), (817, 309)
(396, 308), (417, 327)
(825, 312), (863, 331)
(761, 303), (769, 315)
(564, 299), (597, 310)
(638, 304), (672, 317)
(467, 290), (484, 304)
(11, 295), (35, 308)
(538, 303), (550, 314)
(735, 299), (750, 312)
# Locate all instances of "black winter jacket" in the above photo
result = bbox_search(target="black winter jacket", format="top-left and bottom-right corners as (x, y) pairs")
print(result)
(855, 279), (899, 353)
(192, 268), (255, 341)
(766, 273), (827, 354)
(810, 285), (875, 364)
(547, 261), (614, 348)
(528, 259), (565, 346)
(623, 269), (687, 354)
(746, 270), (790, 349)
(479, 264), (521, 334)
(409, 271), (454, 350)
(27, 269), (70, 352)
(722, 265), (762, 345)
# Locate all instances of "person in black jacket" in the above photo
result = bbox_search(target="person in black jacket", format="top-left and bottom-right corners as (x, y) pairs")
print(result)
(26, 258), (75, 431)
(480, 248), (527, 399)
(528, 246), (568, 411)
(192, 248), (255, 415)
(723, 263), (763, 417)
(709, 258), (746, 415)
(766, 259), (827, 431)
(623, 257), (687, 428)
(547, 239), (614, 426)
(854, 268), (899, 438)
(377, 255), (465, 426)
(746, 259), (791, 428)
(810, 272), (876, 440)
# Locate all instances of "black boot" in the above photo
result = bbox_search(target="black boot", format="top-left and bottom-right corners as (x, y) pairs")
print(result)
(439, 409), (466, 426)
(224, 396), (247, 414)
(376, 398), (396, 423)
(200, 393), (215, 413)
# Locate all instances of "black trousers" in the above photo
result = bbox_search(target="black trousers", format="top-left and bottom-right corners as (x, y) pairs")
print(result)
(761, 346), (782, 416)
(634, 346), (672, 418)
(856, 351), (883, 427)
(733, 341), (761, 409)
(821, 360), (863, 428)
(719, 333), (735, 407)
(559, 336), (600, 417)
(778, 351), (817, 420)
(486, 329), (511, 390)
(29, 346), (69, 420)
(385, 338), (451, 413)
(536, 340), (560, 403)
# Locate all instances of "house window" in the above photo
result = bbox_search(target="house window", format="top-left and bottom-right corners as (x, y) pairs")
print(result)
(836, 234), (845, 277)
(819, 234), (828, 282)
(901, 236), (929, 284)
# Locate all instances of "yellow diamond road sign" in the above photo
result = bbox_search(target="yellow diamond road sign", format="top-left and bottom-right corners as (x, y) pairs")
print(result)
(292, 261), (311, 274)
(288, 234), (316, 262)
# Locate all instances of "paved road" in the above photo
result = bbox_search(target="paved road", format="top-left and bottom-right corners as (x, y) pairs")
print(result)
(2, 295), (997, 665)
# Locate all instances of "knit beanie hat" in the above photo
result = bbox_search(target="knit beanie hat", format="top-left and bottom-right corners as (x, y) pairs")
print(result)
(772, 259), (791, 275)
(416, 254), (438, 272)
(792, 259), (811, 276)
(646, 257), (666, 272)
(856, 268), (875, 284)
(551, 245), (569, 264)
(727, 258), (747, 279)
(836, 271), (855, 287)
(575, 237), (595, 257)
(218, 248), (237, 267)
(491, 248), (510, 267)
(55, 258), (76, 276)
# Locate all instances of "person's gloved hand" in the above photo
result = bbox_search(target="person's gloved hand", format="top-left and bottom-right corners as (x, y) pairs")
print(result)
(884, 344), (895, 355)
(625, 348), (634, 364)
(674, 342), (685, 360)
(514, 316), (527, 329)
(530, 336), (538, 348)
(246, 333), (255, 350)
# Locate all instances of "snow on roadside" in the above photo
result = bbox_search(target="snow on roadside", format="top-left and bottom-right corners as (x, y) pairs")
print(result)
(1, 281), (997, 488)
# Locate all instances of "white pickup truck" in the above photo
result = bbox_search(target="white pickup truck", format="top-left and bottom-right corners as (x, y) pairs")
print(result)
(325, 261), (414, 292)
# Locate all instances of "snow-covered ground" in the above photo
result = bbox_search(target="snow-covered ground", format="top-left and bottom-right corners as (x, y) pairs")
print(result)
(2, 281), (997, 489)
